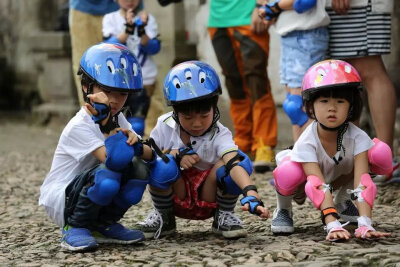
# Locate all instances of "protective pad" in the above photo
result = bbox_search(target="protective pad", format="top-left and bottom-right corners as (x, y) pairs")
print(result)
(149, 154), (180, 189)
(91, 102), (110, 124)
(87, 167), (122, 206)
(240, 196), (264, 216)
(216, 150), (252, 196)
(127, 117), (145, 137)
(113, 178), (148, 209)
(305, 175), (327, 209)
(283, 94), (308, 126)
(293, 0), (317, 13)
(368, 138), (393, 175)
(360, 173), (376, 208)
(273, 156), (306, 196)
(105, 131), (135, 171)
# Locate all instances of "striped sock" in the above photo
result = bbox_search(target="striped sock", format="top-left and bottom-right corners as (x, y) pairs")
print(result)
(216, 194), (238, 212)
(149, 189), (174, 210)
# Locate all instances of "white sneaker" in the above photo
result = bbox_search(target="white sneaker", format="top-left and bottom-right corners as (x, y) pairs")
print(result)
(271, 209), (294, 234)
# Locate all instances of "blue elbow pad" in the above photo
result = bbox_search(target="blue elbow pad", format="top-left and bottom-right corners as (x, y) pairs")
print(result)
(104, 131), (135, 171)
(103, 35), (121, 44)
(140, 39), (161, 55)
(293, 0), (316, 13)
(216, 150), (253, 196)
(283, 94), (308, 127)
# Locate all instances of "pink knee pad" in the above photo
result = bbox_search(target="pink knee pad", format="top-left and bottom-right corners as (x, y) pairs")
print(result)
(368, 138), (392, 175)
(360, 173), (377, 208)
(305, 175), (328, 209)
(273, 156), (306, 196)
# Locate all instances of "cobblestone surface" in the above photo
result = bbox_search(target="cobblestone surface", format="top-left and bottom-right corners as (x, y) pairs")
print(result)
(1, 113), (399, 266)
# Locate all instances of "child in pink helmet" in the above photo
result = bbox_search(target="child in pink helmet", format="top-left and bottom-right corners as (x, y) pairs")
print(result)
(271, 59), (391, 241)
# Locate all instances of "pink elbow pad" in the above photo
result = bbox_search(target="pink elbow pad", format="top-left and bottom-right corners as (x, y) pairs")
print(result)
(305, 175), (325, 209)
(368, 138), (392, 175)
(273, 156), (306, 196)
(360, 173), (376, 208)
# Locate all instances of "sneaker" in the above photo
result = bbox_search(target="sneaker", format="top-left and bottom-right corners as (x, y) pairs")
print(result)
(271, 209), (294, 234)
(373, 158), (400, 184)
(92, 223), (145, 244)
(61, 225), (98, 252)
(211, 209), (247, 239)
(136, 209), (176, 239)
(253, 143), (276, 173)
(337, 200), (359, 223)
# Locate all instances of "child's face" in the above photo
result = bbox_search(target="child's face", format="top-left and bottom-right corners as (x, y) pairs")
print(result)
(92, 85), (128, 116)
(117, 0), (140, 10)
(177, 109), (214, 137)
(313, 96), (350, 128)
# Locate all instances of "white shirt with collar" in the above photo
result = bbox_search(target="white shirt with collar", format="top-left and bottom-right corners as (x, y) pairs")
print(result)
(150, 111), (238, 171)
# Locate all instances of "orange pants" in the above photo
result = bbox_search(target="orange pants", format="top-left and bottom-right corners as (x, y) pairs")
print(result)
(208, 26), (277, 153)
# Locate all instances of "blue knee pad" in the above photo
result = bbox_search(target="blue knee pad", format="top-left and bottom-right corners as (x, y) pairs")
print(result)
(282, 93), (308, 127)
(127, 117), (145, 137)
(293, 0), (316, 13)
(105, 131), (135, 171)
(88, 167), (122, 206)
(113, 178), (148, 209)
(149, 154), (180, 189)
(216, 150), (253, 195)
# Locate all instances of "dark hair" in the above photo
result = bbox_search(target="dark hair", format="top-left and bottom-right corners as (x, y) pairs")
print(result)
(304, 86), (363, 122)
(173, 95), (219, 115)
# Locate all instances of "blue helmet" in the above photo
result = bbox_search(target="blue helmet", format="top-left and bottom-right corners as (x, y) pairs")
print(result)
(163, 61), (222, 106)
(79, 43), (142, 92)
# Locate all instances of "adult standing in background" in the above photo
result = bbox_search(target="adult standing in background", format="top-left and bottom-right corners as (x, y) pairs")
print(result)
(69, 0), (119, 106)
(208, 0), (278, 173)
(326, 0), (399, 182)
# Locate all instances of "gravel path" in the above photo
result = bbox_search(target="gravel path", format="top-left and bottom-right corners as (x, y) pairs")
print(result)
(1, 113), (399, 266)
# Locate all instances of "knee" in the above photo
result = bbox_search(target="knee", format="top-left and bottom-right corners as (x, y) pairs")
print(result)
(87, 168), (121, 206)
(273, 156), (306, 195)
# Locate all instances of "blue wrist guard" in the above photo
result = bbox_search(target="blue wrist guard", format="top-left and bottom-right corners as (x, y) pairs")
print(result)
(262, 1), (282, 21)
(91, 102), (110, 124)
(240, 196), (264, 216)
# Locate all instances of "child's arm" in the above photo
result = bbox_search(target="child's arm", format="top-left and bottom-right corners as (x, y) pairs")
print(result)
(302, 162), (351, 241)
(331, 0), (351, 15)
(352, 151), (391, 239)
(222, 152), (270, 218)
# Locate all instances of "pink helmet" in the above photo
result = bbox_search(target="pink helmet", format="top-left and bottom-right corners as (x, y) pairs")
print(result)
(302, 60), (362, 101)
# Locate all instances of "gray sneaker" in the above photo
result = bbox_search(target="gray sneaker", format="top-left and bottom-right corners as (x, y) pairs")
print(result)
(136, 208), (176, 239)
(271, 209), (294, 234)
(337, 200), (359, 223)
(212, 209), (247, 239)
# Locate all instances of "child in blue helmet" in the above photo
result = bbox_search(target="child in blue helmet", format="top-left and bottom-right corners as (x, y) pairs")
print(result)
(39, 43), (155, 252)
(136, 61), (270, 239)
(103, 0), (161, 137)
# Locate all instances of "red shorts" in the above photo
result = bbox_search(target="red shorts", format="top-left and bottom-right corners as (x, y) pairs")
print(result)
(174, 167), (217, 220)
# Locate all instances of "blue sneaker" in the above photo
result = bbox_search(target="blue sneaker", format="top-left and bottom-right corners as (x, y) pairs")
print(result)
(92, 223), (145, 244)
(61, 226), (98, 251)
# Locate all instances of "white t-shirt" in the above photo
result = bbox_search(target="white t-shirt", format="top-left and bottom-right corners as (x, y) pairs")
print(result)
(103, 11), (159, 85)
(276, 121), (374, 184)
(150, 112), (238, 171)
(275, 0), (330, 36)
(39, 108), (133, 227)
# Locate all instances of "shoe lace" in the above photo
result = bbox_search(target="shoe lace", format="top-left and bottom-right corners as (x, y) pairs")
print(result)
(217, 210), (242, 229)
(139, 209), (163, 239)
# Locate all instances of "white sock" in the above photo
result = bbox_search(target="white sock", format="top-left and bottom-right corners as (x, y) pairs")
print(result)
(276, 191), (293, 211)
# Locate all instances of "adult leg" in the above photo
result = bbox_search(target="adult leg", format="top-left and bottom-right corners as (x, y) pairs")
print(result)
(347, 56), (396, 151)
(208, 27), (253, 152)
(69, 9), (104, 106)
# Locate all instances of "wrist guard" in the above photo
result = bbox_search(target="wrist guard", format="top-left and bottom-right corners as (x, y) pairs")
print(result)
(321, 207), (340, 225)
(262, 1), (282, 21)
(99, 116), (119, 134)
(175, 145), (196, 169)
(91, 102), (110, 124)
(242, 185), (258, 197)
(240, 196), (264, 216)
(125, 23), (135, 34)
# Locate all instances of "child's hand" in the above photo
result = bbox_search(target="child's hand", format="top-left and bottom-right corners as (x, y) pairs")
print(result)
(85, 92), (110, 125)
(241, 203), (270, 219)
(355, 228), (391, 240)
(179, 154), (200, 170)
(326, 229), (351, 241)
(138, 11), (149, 25)
(126, 8), (135, 25)
(116, 128), (139, 146)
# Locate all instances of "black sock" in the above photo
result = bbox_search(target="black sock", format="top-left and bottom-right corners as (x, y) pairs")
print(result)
(149, 189), (174, 210)
(216, 193), (238, 212)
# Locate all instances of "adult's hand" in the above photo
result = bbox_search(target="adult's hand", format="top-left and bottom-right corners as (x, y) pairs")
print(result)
(251, 7), (270, 34)
(331, 0), (350, 15)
